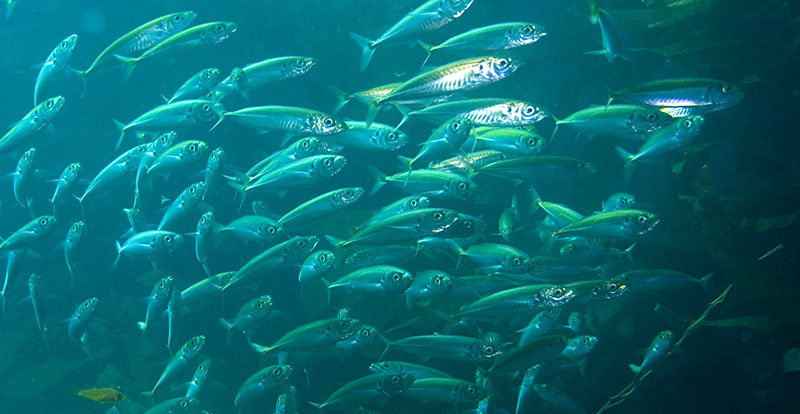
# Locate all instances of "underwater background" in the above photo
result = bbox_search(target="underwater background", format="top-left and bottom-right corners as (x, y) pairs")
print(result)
(0, 0), (799, 413)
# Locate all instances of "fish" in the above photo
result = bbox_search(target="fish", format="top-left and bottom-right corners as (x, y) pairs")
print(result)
(586, 3), (630, 64)
(488, 335), (569, 375)
(185, 359), (210, 399)
(326, 265), (414, 305)
(251, 317), (362, 355)
(166, 287), (182, 351)
(561, 335), (599, 360)
(219, 215), (283, 246)
(11, 147), (37, 216)
(404, 270), (453, 311)
(429, 150), (508, 176)
(629, 330), (674, 376)
(114, 230), (184, 269)
(474, 155), (596, 182)
(27, 273), (48, 345)
(406, 117), (473, 170)
(298, 250), (336, 283)
(194, 211), (219, 276)
(397, 98), (548, 131)
(318, 121), (408, 152)
(220, 294), (273, 344)
(133, 133), (178, 207)
(234, 364), (293, 410)
(64, 220), (87, 290)
(350, 0), (475, 71)
(5, 0), (16, 19)
(222, 236), (319, 291)
(216, 56), (315, 100)
(464, 126), (546, 155)
(167, 68), (222, 103)
(76, 387), (126, 403)
(219, 105), (346, 136)
(554, 209), (660, 240)
(247, 137), (340, 178)
(609, 78), (744, 116)
(142, 397), (199, 414)
(311, 372), (414, 410)
(344, 245), (420, 269)
(147, 335), (206, 397)
(50, 162), (82, 208)
(181, 271), (234, 310)
(375, 56), (522, 107)
(158, 182), (205, 231)
(457, 242), (531, 274)
(404, 377), (487, 406)
(147, 140), (210, 180)
(137, 276), (174, 334)
(335, 208), (459, 247)
(370, 167), (477, 200)
(559, 239), (636, 266)
(611, 268), (712, 293)
(275, 389), (299, 414)
(518, 308), (562, 346)
(78, 12), (197, 77)
(34, 34), (78, 105)
(115, 102), (222, 149)
(458, 284), (576, 319)
(0, 96), (64, 154)
(419, 22), (547, 64)
(616, 115), (705, 178)
(601, 192), (637, 212)
(116, 21), (238, 81)
(202, 147), (226, 201)
(533, 383), (586, 414)
(0, 215), (57, 252)
(382, 334), (501, 363)
(233, 155), (346, 196)
(329, 82), (401, 115)
(369, 360), (453, 379)
(68, 297), (98, 358)
(552, 104), (672, 141)
(359, 195), (431, 229)
(278, 187), (364, 230)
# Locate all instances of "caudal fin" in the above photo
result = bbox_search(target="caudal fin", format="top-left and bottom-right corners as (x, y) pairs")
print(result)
(328, 85), (351, 114)
(350, 32), (376, 72)
(615, 146), (636, 181)
(112, 119), (126, 151)
(367, 165), (387, 196)
(417, 40), (434, 68)
(114, 54), (137, 83)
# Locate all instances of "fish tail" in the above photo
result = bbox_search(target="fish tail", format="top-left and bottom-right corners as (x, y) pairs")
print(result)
(367, 165), (387, 196)
(614, 146), (636, 181)
(113, 240), (122, 269)
(628, 363), (641, 374)
(201, 261), (212, 277)
(249, 341), (270, 354)
(327, 85), (350, 114)
(136, 321), (148, 333)
(349, 32), (376, 72)
(112, 119), (126, 151)
(549, 116), (561, 142)
(219, 318), (234, 347)
(417, 40), (433, 68)
(394, 104), (411, 131)
(364, 101), (381, 128)
(623, 242), (637, 265)
(114, 54), (137, 82)
(700, 272), (714, 295)
(209, 112), (226, 132)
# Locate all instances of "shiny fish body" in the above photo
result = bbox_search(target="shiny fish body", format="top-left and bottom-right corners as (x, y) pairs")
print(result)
(147, 140), (210, 179)
(158, 182), (205, 231)
(242, 155), (346, 194)
(50, 162), (81, 206)
(404, 378), (487, 406)
(422, 22), (547, 58)
(384, 334), (501, 363)
(64, 221), (87, 290)
(168, 68), (221, 103)
(0, 96), (64, 154)
(476, 155), (596, 182)
(320, 121), (408, 152)
(252, 317), (361, 354)
(361, 195), (430, 229)
(219, 215), (283, 245)
(459, 284), (576, 319)
(223, 236), (319, 290)
(401, 98), (548, 129)
(555, 104), (673, 140)
(465, 126), (546, 155)
(79, 12), (196, 76)
(611, 78), (744, 116)
(339, 208), (459, 247)
(0, 215), (57, 252)
(234, 364), (293, 409)
(222, 105), (346, 136)
(278, 187), (364, 229)
(118, 101), (222, 146)
(12, 148), (37, 215)
(247, 137), (339, 178)
(148, 335), (206, 396)
(137, 276), (174, 334)
(313, 372), (414, 410)
(218, 56), (315, 99)
(35, 34), (77, 105)
(555, 209), (660, 240)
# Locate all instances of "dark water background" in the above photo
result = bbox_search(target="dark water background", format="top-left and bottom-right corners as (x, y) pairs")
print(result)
(1, 0), (799, 413)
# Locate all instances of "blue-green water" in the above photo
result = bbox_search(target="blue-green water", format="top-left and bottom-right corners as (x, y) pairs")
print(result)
(0, 1), (799, 413)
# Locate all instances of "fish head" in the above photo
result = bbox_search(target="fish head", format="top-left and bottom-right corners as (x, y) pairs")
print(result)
(258, 220), (283, 241)
(602, 192), (636, 212)
(626, 210), (660, 235)
(310, 250), (336, 272)
(447, 213), (485, 238)
(17, 147), (37, 171)
(197, 211), (217, 234)
(332, 187), (364, 208)
(378, 372), (415, 396)
(293, 137), (321, 158)
(574, 159), (596, 176)
(62, 162), (82, 182)
(653, 330), (674, 351)
(28, 273), (41, 290)
(309, 113), (347, 135)
(33, 215), (57, 235)
(75, 297), (98, 319)
(285, 236), (320, 261)
(559, 243), (584, 260)
(152, 131), (178, 152)
(345, 250), (372, 267)
(199, 68), (222, 87)
(592, 279), (627, 299)
(373, 127), (408, 151)
(403, 195), (430, 213)
(164, 11), (197, 34)
(353, 325), (379, 347)
(457, 382), (488, 402)
(442, 0), (474, 18)
(207, 147), (226, 171)
(517, 131), (546, 155)
(262, 364), (293, 386)
(170, 397), (199, 414)
(487, 57), (521, 81)
(180, 140), (210, 162)
(152, 276), (174, 301)
(282, 56), (316, 78)
(369, 361), (401, 374)
(382, 268), (413, 291)
(182, 335), (206, 357)
(154, 231), (184, 254)
(250, 295), (273, 319)
(191, 101), (225, 123)
(443, 116), (473, 145)
(426, 272), (453, 295)
(541, 285), (575, 306)
(55, 34), (78, 59)
(629, 108), (672, 134)
(675, 115), (705, 137)
(328, 317), (362, 340)
(446, 177), (477, 200)
(184, 182), (206, 203)
(424, 209), (460, 232)
(508, 23), (547, 47)
(528, 256), (552, 274)
(224, 67), (248, 92)
(203, 22), (238, 44)
(708, 82), (744, 107)
(312, 155), (346, 177)
(67, 220), (87, 241)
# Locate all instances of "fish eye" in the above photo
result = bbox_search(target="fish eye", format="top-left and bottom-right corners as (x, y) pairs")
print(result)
(527, 138), (537, 146)
(496, 58), (508, 69)
(39, 218), (48, 225)
(554, 288), (564, 296)
(302, 140), (310, 148)
(46, 101), (53, 108)
(410, 200), (418, 207)
(392, 272), (401, 281)
(174, 15), (184, 23)
(532, 259), (541, 268)
(319, 254), (327, 262)
(215, 24), (224, 32)
(61, 41), (68, 48)
(189, 186), (196, 194)
(467, 385), (478, 395)
(344, 190), (352, 197)
(267, 226), (277, 234)
(433, 212), (442, 220)
(434, 277), (442, 285)
(646, 112), (658, 122)
(82, 301), (90, 309)
(72, 223), (79, 231)
(323, 158), (332, 167)
(721, 84), (732, 94)
(180, 400), (189, 408)
(608, 282), (618, 291)
(380, 362), (391, 369)
(452, 121), (461, 130)
(524, 26), (534, 35)
(298, 240), (306, 247)
(464, 220), (473, 229)
(296, 58), (305, 66)
(513, 257), (523, 266)
(523, 106), (535, 116)
(210, 152), (217, 160)
(391, 375), (401, 384)
(165, 235), (173, 243)
(272, 367), (282, 375)
(362, 328), (371, 336)
(683, 119), (693, 128)
(339, 320), (350, 329)
(323, 117), (334, 127)
(458, 182), (468, 191)
(202, 104), (211, 112)
(190, 338), (198, 346)
(189, 144), (198, 152)
(388, 132), (397, 141)
(637, 215), (648, 224)
(583, 337), (590, 344)
(204, 71), (212, 79)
